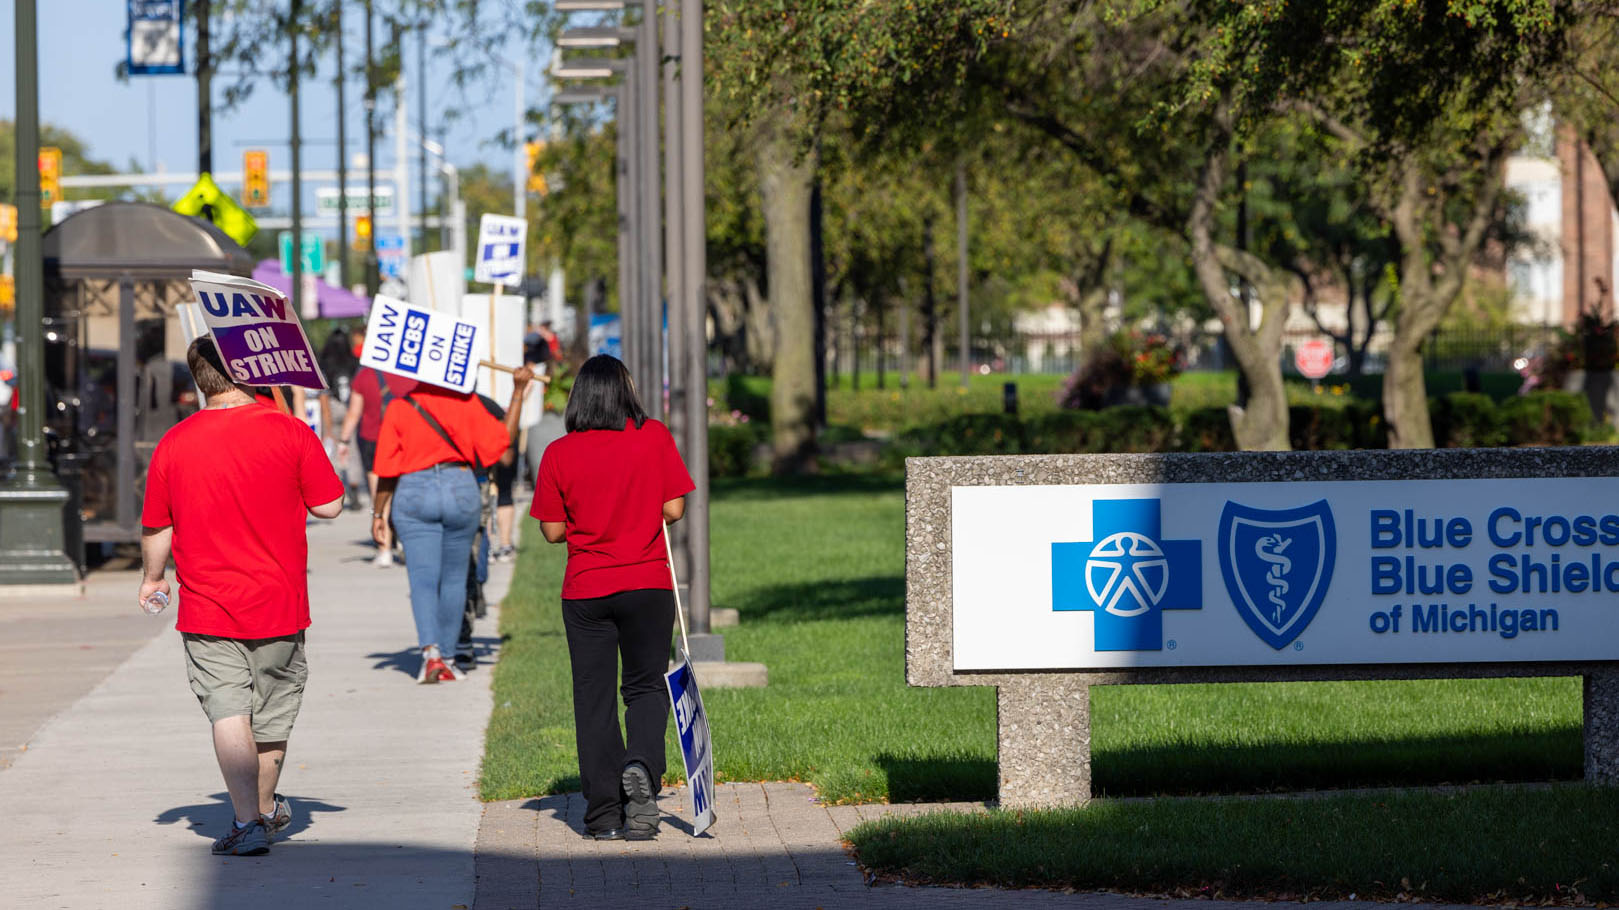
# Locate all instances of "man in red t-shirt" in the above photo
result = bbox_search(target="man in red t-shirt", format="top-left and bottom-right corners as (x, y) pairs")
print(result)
(336, 364), (418, 566)
(139, 337), (344, 856)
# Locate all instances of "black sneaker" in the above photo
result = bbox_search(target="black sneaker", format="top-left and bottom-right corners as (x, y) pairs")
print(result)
(453, 652), (476, 672)
(621, 762), (659, 839)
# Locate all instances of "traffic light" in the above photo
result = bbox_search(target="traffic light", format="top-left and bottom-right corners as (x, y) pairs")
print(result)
(0, 275), (13, 312)
(38, 147), (61, 207)
(353, 213), (372, 250)
(525, 141), (548, 195)
(0, 204), (16, 243)
(243, 150), (270, 208)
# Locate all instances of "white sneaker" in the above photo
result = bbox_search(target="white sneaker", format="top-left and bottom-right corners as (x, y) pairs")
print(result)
(375, 549), (394, 567)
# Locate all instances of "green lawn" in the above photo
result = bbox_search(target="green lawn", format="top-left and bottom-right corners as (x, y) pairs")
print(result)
(848, 785), (1619, 903)
(482, 475), (1582, 805)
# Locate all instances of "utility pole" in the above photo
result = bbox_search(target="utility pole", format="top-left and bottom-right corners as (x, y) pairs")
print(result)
(418, 22), (429, 253)
(0, 0), (78, 586)
(335, 1), (349, 288)
(196, 0), (212, 175)
(363, 0), (379, 296)
(663, 0), (687, 573)
(638, 6), (661, 408)
(681, 0), (712, 637)
(291, 0), (304, 319)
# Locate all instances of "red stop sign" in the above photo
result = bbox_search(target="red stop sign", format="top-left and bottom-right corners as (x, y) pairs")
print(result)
(1294, 339), (1335, 380)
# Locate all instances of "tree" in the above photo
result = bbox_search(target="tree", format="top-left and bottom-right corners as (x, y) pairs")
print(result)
(0, 122), (119, 207)
(1201, 0), (1564, 447)
(707, 1), (1010, 469)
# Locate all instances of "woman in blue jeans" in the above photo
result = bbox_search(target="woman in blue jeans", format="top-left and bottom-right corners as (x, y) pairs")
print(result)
(371, 368), (534, 683)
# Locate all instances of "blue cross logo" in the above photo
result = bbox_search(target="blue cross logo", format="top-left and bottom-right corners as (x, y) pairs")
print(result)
(1052, 499), (1201, 650)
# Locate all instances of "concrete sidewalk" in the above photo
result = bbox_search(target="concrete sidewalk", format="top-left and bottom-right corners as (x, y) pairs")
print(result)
(0, 508), (514, 910)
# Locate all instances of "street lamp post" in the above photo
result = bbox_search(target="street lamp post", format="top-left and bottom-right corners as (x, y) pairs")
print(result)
(0, 0), (78, 587)
(554, 54), (639, 382)
(680, 0), (714, 640)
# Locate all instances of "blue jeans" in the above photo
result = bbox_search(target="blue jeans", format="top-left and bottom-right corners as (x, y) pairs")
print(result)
(392, 465), (481, 654)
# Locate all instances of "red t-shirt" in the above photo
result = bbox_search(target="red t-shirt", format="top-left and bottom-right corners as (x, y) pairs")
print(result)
(372, 386), (512, 478)
(534, 418), (695, 600)
(141, 405), (344, 639)
(351, 368), (419, 441)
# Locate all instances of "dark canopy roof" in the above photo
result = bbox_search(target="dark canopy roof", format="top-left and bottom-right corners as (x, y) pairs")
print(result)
(43, 202), (255, 280)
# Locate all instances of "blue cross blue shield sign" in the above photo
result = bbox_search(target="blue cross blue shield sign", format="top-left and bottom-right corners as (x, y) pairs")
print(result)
(1218, 500), (1337, 650)
(665, 653), (715, 836)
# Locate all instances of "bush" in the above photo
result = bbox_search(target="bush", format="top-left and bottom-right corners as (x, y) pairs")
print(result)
(1288, 404), (1357, 450)
(1095, 406), (1176, 452)
(722, 374), (771, 424)
(1497, 391), (1596, 446)
(1178, 407), (1237, 452)
(1432, 392), (1507, 448)
(708, 423), (763, 477)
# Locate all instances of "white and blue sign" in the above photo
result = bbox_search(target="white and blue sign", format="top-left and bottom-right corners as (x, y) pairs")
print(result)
(357, 295), (482, 394)
(589, 313), (622, 360)
(665, 655), (715, 836)
(473, 214), (527, 285)
(952, 479), (1619, 670)
(127, 1), (185, 76)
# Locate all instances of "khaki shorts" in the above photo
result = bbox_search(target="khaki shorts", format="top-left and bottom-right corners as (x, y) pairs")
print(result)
(182, 632), (307, 742)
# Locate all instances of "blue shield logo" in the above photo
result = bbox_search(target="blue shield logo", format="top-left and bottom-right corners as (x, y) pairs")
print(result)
(1218, 500), (1335, 650)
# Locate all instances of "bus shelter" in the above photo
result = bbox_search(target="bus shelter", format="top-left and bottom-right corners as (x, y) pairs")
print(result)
(41, 202), (254, 551)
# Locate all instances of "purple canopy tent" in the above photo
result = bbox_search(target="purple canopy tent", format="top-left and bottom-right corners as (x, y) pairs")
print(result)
(251, 260), (371, 319)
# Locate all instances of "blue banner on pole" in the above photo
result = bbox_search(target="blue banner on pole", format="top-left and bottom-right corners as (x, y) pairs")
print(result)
(665, 656), (715, 836)
(128, 1), (186, 76)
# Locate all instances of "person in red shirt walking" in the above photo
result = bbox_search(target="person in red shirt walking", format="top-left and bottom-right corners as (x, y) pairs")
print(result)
(533, 355), (694, 841)
(138, 337), (345, 856)
(336, 347), (420, 566)
(370, 369), (535, 683)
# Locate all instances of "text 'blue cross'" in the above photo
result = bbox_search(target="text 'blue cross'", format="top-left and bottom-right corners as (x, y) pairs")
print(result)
(1052, 499), (1201, 651)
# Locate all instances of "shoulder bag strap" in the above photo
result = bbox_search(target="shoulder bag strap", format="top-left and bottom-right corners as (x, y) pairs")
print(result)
(404, 395), (484, 472)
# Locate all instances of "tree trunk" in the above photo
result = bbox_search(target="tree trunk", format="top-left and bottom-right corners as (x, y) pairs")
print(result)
(742, 273), (773, 373)
(1383, 329), (1432, 449)
(756, 126), (818, 472)
(1381, 158), (1503, 449)
(923, 216), (940, 389)
(875, 291), (887, 390)
(1187, 143), (1291, 451)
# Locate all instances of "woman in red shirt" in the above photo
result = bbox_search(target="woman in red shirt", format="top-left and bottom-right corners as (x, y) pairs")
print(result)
(533, 355), (694, 841)
(372, 369), (533, 683)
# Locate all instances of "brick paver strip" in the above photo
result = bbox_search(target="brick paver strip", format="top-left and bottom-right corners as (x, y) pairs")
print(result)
(475, 782), (1505, 910)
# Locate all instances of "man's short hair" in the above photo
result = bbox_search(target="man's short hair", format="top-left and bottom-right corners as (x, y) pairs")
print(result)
(186, 337), (237, 397)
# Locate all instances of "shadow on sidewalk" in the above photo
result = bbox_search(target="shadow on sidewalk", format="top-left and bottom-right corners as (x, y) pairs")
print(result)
(155, 791), (347, 841)
(367, 635), (503, 678)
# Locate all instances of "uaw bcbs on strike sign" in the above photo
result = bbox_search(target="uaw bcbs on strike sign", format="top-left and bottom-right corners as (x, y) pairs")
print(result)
(951, 479), (1619, 670)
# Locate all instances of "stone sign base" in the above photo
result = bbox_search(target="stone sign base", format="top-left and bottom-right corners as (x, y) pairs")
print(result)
(906, 450), (1619, 809)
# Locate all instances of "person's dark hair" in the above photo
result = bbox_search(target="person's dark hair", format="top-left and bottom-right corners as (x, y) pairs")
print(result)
(319, 327), (357, 381)
(564, 354), (648, 432)
(185, 336), (237, 397)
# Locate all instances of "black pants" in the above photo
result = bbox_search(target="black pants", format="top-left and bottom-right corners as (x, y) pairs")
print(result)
(562, 587), (676, 833)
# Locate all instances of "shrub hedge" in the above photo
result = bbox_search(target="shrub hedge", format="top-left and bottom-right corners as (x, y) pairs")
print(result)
(705, 390), (1609, 477)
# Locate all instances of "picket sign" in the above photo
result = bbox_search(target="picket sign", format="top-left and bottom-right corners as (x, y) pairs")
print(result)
(188, 270), (327, 391)
(663, 521), (716, 837)
(358, 295), (484, 394)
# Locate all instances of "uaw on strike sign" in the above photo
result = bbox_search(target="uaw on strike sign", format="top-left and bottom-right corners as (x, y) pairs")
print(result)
(665, 656), (715, 836)
(952, 478), (1619, 671)
(189, 271), (327, 389)
(359, 295), (483, 394)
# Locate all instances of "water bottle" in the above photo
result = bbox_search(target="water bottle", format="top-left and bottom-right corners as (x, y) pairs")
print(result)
(142, 590), (170, 616)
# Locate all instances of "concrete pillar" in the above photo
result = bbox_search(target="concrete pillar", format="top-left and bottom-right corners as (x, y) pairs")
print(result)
(1585, 670), (1619, 785)
(995, 677), (1090, 808)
